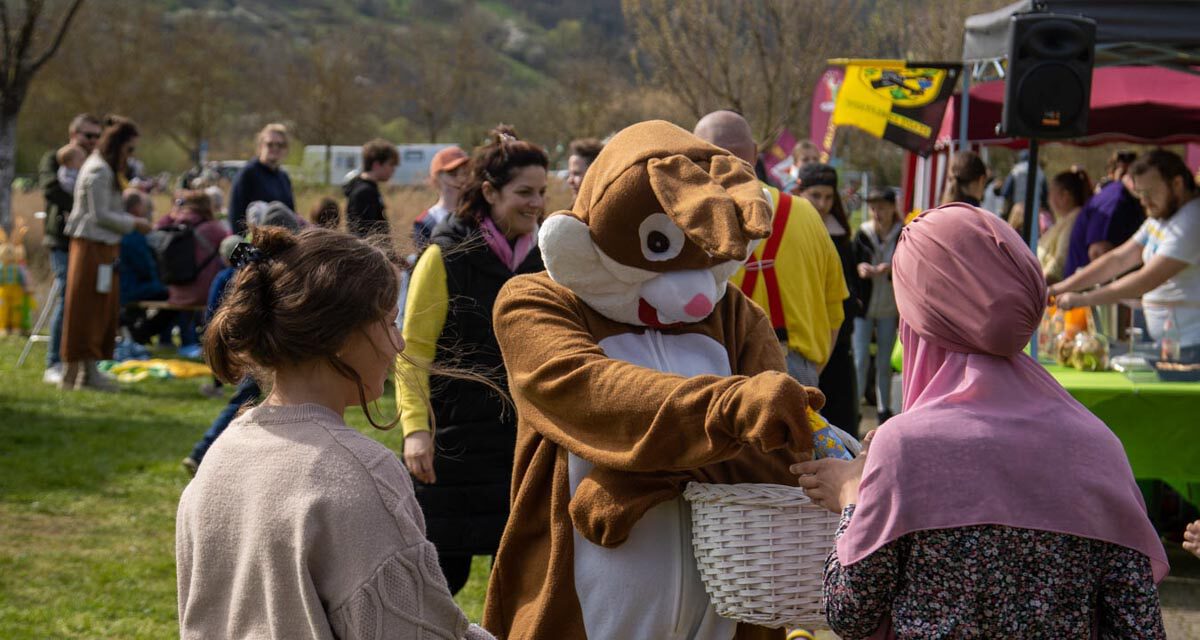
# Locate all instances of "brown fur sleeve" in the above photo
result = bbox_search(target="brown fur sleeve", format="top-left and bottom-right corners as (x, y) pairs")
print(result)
(568, 286), (822, 548)
(493, 273), (816, 473)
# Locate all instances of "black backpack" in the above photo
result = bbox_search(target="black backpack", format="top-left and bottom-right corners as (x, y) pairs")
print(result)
(146, 224), (218, 285)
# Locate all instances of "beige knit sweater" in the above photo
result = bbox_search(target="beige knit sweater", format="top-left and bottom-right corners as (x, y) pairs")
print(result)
(176, 403), (493, 640)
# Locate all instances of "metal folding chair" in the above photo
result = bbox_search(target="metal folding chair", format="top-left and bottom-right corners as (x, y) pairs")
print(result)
(16, 277), (61, 368)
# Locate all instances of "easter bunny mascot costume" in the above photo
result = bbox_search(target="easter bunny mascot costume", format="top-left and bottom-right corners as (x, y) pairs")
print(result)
(483, 121), (828, 640)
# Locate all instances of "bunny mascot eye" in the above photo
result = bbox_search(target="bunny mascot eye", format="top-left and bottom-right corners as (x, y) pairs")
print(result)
(638, 213), (685, 262)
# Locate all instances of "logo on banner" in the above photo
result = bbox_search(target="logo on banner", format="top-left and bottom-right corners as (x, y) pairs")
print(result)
(830, 60), (960, 157)
(859, 66), (946, 107)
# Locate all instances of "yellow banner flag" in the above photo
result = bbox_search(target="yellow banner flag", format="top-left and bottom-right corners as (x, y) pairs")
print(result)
(829, 59), (960, 157)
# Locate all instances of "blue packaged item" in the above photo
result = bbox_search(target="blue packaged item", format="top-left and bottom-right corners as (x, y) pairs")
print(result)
(808, 408), (858, 460)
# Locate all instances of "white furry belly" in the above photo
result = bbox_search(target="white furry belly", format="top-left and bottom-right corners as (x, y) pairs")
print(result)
(568, 331), (736, 640)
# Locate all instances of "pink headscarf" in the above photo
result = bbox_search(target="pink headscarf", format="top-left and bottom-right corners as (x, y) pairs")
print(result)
(838, 205), (1168, 633)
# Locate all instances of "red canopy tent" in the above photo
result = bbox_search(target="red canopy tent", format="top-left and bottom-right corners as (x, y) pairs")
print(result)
(940, 65), (1200, 147)
(901, 66), (1200, 215)
(899, 0), (1200, 213)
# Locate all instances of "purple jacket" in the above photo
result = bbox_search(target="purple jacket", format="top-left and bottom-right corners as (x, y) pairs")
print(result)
(1063, 180), (1144, 278)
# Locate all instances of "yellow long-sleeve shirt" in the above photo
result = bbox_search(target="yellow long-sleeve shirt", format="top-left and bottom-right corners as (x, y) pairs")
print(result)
(394, 244), (449, 437)
(729, 186), (848, 364)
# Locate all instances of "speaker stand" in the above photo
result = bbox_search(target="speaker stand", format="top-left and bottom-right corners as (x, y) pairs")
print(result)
(1022, 138), (1041, 361)
(1020, 138), (1040, 249)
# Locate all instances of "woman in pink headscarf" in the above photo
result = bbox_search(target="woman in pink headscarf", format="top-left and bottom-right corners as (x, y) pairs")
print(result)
(792, 204), (1167, 639)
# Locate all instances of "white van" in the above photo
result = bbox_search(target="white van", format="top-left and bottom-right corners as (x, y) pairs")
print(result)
(302, 143), (459, 186)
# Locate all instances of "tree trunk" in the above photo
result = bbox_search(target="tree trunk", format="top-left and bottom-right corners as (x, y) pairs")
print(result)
(0, 110), (19, 235)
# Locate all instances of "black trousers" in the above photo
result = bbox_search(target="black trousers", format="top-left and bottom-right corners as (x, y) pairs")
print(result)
(818, 339), (860, 437)
(437, 554), (476, 595)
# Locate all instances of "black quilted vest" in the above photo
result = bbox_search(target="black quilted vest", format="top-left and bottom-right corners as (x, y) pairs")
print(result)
(415, 216), (543, 555)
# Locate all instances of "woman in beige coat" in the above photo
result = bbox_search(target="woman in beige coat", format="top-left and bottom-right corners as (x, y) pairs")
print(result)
(60, 115), (150, 390)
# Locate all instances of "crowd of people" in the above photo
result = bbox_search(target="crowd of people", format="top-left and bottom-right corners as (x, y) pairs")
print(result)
(937, 146), (1200, 366)
(27, 106), (1200, 639)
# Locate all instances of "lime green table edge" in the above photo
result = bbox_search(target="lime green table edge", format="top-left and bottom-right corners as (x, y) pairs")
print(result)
(891, 336), (1200, 507)
(1043, 364), (1199, 394)
(1044, 364), (1200, 507)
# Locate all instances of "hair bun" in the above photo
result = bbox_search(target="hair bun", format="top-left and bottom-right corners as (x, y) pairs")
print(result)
(251, 224), (299, 260)
(490, 124), (520, 145)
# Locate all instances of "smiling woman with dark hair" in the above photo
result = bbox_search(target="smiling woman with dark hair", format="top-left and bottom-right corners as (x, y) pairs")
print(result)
(395, 125), (548, 595)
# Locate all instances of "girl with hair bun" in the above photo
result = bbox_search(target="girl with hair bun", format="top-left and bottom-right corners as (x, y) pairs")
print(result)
(177, 226), (493, 640)
(395, 125), (548, 594)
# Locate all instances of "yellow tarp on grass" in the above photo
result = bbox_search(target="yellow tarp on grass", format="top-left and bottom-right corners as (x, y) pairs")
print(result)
(102, 359), (213, 382)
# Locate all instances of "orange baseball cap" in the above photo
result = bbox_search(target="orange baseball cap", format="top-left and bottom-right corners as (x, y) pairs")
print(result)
(430, 146), (469, 175)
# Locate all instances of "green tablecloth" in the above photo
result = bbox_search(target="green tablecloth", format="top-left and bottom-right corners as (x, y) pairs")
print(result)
(1045, 364), (1200, 505)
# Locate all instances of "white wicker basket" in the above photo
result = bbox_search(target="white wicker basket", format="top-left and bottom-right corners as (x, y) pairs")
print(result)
(682, 482), (840, 629)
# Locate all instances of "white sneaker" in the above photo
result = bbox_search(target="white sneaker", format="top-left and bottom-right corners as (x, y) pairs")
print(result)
(42, 364), (63, 385)
(79, 360), (119, 393)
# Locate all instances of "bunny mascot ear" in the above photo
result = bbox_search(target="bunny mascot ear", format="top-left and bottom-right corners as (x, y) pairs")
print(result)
(646, 154), (770, 261)
(707, 155), (772, 239)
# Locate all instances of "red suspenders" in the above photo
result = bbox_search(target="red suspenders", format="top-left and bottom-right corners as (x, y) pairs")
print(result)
(740, 193), (791, 330)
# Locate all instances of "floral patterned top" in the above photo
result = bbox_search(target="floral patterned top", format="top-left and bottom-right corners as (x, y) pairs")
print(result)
(824, 505), (1166, 639)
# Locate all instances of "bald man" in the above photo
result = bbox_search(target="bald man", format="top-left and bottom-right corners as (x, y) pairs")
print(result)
(693, 110), (758, 166)
(695, 111), (848, 404)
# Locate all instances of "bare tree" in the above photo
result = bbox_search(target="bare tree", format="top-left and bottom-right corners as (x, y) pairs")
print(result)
(622, 0), (861, 145)
(865, 0), (1002, 61)
(35, 3), (248, 166)
(392, 23), (496, 143)
(148, 14), (249, 165)
(509, 16), (653, 156)
(33, 0), (157, 118)
(0, 0), (86, 233)
(503, 55), (622, 157)
(276, 40), (375, 184)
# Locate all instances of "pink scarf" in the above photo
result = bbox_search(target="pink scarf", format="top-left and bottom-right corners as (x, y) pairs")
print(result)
(838, 204), (1169, 636)
(480, 216), (535, 272)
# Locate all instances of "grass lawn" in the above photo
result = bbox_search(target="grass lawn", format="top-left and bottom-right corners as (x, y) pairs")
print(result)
(0, 336), (490, 638)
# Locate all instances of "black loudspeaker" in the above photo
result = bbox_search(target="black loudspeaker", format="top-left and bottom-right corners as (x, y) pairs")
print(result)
(1001, 13), (1096, 139)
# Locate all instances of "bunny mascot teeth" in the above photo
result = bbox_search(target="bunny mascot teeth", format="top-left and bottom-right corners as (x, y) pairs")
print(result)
(482, 121), (832, 640)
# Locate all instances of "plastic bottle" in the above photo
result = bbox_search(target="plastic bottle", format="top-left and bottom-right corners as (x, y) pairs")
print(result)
(1039, 305), (1060, 356)
(1161, 311), (1181, 362)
